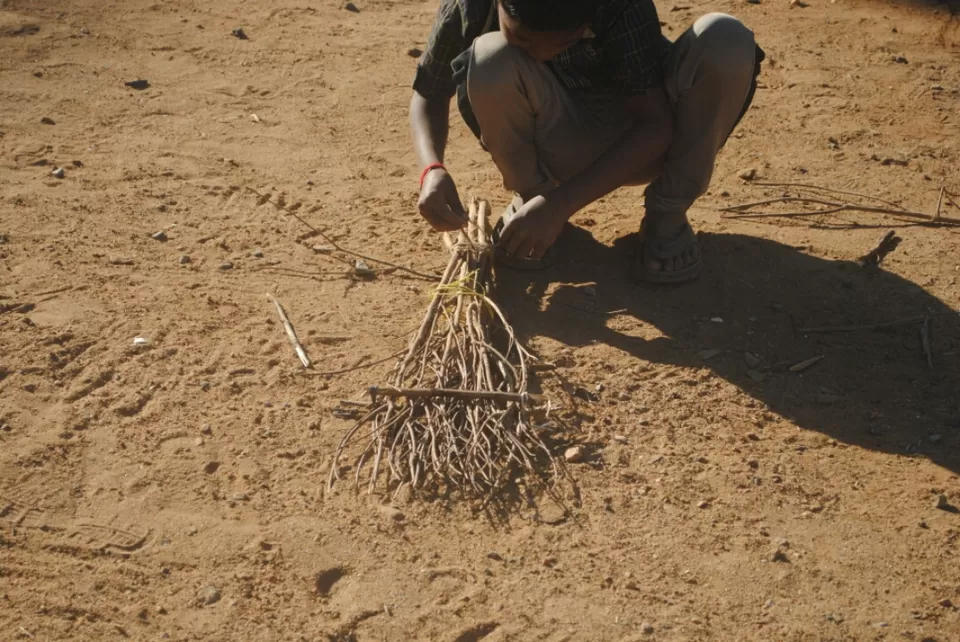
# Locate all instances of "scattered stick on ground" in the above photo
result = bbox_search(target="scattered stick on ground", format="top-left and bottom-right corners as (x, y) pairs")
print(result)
(797, 310), (959, 334)
(269, 295), (312, 368)
(720, 184), (960, 226)
(328, 199), (565, 502)
(921, 317), (933, 370)
(857, 230), (902, 267)
(245, 186), (438, 281)
(305, 349), (406, 377)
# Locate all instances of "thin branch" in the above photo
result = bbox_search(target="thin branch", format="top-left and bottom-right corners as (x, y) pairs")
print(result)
(921, 317), (933, 370)
(304, 349), (405, 377)
(369, 386), (545, 405)
(720, 194), (960, 226)
(749, 181), (910, 211)
(268, 295), (311, 368)
(798, 310), (958, 334)
(245, 186), (438, 280)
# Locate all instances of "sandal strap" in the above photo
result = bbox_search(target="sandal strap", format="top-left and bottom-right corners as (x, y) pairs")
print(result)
(641, 222), (697, 260)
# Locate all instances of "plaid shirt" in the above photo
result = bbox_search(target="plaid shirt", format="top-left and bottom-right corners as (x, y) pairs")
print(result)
(413, 0), (670, 100)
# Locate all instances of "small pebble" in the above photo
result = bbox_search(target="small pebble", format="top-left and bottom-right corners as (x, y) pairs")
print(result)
(595, 382), (605, 393)
(407, 47), (422, 58)
(354, 259), (375, 278)
(179, 255), (191, 265)
(251, 249), (264, 258)
(231, 27), (248, 40)
(641, 623), (655, 634)
(196, 586), (221, 606)
(200, 381), (211, 391)
(194, 437), (204, 446)
(41, 116), (55, 125)
(935, 494), (950, 510)
(738, 168), (758, 180)
(312, 244), (334, 254)
(52, 167), (65, 179)
(219, 261), (234, 271)
(132, 337), (149, 347)
(939, 598), (953, 608)
(344, 2), (360, 11)
(203, 461), (220, 474)
(697, 500), (710, 509)
(152, 230), (168, 242)
(377, 504), (405, 522)
(710, 317), (724, 323)
(564, 446), (585, 463)
(539, 502), (567, 525)
(201, 424), (213, 435)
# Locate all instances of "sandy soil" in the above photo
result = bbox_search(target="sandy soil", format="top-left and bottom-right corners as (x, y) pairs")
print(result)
(2, 0), (960, 640)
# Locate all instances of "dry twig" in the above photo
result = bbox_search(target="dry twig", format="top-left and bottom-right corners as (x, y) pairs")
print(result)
(269, 295), (311, 368)
(721, 184), (960, 226)
(306, 350), (406, 377)
(797, 310), (959, 334)
(246, 186), (437, 280)
(921, 317), (933, 370)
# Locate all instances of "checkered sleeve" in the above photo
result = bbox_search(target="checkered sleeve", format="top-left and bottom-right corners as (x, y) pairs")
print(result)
(599, 0), (669, 95)
(412, 0), (472, 100)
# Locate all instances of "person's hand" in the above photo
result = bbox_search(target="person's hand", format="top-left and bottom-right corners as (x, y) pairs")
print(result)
(418, 168), (467, 232)
(497, 194), (569, 259)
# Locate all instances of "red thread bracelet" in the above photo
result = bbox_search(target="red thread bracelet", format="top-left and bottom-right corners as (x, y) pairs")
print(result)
(419, 162), (446, 188)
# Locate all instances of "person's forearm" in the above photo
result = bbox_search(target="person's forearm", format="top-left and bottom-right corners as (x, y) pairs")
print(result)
(553, 119), (672, 217)
(410, 91), (451, 168)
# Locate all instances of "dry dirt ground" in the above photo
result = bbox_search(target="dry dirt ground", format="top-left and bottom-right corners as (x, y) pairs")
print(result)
(2, 0), (960, 640)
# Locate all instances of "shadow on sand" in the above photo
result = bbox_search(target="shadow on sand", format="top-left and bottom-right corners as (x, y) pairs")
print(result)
(496, 224), (960, 476)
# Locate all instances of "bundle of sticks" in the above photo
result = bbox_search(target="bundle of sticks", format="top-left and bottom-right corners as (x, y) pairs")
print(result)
(328, 199), (560, 500)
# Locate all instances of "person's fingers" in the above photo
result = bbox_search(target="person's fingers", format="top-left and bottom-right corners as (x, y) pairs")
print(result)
(504, 227), (528, 257)
(515, 237), (537, 260)
(437, 207), (467, 230)
(446, 184), (467, 222)
(497, 218), (516, 248)
(419, 190), (463, 232)
(419, 201), (456, 232)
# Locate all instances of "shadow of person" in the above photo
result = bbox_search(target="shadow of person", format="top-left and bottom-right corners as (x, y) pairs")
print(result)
(495, 224), (960, 476)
